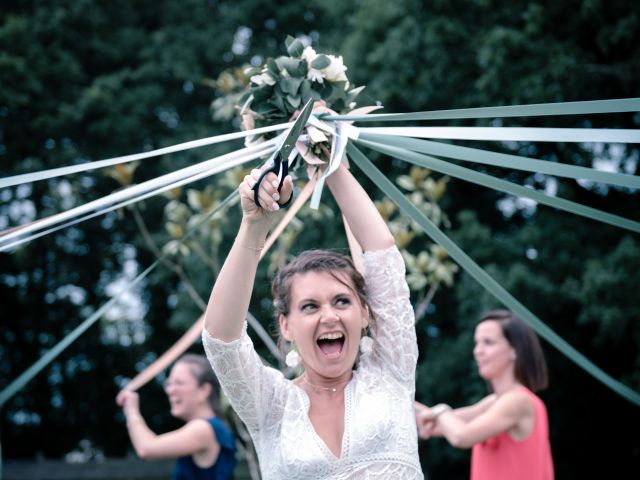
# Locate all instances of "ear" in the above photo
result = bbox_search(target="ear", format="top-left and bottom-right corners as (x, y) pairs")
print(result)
(361, 305), (370, 329)
(198, 381), (212, 402)
(279, 314), (294, 342)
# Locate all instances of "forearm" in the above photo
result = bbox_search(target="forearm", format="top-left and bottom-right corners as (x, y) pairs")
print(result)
(326, 164), (394, 252)
(125, 414), (158, 459)
(436, 409), (474, 449)
(204, 219), (271, 341)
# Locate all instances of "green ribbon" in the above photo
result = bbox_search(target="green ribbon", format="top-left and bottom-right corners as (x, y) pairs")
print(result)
(356, 138), (640, 234)
(347, 142), (640, 407)
(326, 97), (640, 122)
(359, 132), (640, 189)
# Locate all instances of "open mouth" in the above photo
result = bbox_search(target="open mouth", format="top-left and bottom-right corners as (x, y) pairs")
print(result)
(317, 332), (345, 356)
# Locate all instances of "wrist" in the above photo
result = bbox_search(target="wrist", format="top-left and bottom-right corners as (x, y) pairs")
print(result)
(237, 220), (270, 248)
(432, 403), (452, 421)
(126, 414), (144, 425)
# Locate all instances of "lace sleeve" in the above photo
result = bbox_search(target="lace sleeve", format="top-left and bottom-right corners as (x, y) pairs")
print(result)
(201, 325), (288, 434)
(362, 245), (418, 387)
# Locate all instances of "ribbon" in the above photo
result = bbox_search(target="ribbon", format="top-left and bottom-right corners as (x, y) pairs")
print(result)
(359, 132), (640, 189)
(0, 140), (279, 251)
(0, 122), (291, 190)
(296, 104), (379, 209)
(358, 126), (640, 143)
(325, 97), (640, 122)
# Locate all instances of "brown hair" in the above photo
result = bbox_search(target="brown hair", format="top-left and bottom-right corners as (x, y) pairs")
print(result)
(175, 354), (223, 416)
(478, 309), (549, 392)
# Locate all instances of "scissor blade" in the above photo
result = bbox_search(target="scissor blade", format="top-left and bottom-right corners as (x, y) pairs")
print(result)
(277, 99), (314, 162)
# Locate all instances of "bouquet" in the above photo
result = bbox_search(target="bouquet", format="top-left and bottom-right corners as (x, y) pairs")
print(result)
(240, 36), (367, 163)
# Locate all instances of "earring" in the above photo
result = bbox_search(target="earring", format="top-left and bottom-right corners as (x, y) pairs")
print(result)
(285, 343), (301, 368)
(359, 328), (374, 354)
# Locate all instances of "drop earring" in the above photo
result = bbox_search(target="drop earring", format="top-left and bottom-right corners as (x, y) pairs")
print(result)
(285, 342), (301, 368)
(359, 327), (373, 354)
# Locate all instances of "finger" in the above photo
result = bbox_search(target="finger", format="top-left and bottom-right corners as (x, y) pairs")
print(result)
(116, 390), (128, 406)
(279, 176), (293, 203)
(258, 188), (280, 211)
(244, 174), (257, 189)
(250, 168), (262, 180)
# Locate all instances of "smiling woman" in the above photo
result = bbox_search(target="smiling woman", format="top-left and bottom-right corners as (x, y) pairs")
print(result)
(116, 354), (236, 480)
(415, 310), (553, 480)
(202, 162), (423, 479)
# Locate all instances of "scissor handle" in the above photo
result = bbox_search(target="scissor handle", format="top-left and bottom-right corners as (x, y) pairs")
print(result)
(251, 152), (292, 209)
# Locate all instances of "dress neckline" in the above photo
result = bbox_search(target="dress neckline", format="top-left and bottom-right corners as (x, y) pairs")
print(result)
(294, 375), (355, 461)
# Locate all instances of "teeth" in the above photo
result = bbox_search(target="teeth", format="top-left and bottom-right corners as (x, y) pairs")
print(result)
(318, 332), (344, 341)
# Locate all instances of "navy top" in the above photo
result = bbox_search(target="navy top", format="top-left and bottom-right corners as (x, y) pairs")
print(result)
(172, 416), (236, 480)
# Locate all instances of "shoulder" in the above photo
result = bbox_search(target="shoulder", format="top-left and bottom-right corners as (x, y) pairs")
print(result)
(493, 388), (535, 420)
(184, 418), (218, 443)
(208, 417), (236, 450)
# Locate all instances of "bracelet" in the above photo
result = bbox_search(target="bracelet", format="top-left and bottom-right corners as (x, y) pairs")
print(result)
(240, 243), (264, 252)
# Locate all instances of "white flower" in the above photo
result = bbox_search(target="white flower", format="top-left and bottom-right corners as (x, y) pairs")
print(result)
(359, 336), (374, 354)
(250, 72), (275, 86)
(301, 46), (317, 64)
(322, 55), (348, 83)
(307, 68), (324, 84)
(285, 349), (301, 368)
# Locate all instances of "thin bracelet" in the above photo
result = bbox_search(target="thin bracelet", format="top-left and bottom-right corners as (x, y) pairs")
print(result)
(239, 243), (264, 252)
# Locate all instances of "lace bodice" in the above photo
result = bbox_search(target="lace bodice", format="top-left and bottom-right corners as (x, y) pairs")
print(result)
(202, 246), (423, 479)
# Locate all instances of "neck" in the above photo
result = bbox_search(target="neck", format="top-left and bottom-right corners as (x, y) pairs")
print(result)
(301, 373), (351, 394)
(491, 372), (520, 396)
(184, 405), (215, 422)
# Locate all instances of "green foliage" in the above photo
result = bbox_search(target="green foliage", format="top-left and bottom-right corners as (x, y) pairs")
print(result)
(239, 35), (364, 164)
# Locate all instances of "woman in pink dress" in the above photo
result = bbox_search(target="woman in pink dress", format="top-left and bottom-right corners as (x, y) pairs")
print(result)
(415, 309), (554, 480)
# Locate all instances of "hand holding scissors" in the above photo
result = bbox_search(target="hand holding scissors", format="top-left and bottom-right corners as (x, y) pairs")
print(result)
(251, 99), (314, 209)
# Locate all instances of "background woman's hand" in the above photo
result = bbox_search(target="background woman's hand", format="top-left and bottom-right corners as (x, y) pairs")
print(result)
(239, 168), (293, 224)
(415, 401), (437, 440)
(116, 389), (141, 418)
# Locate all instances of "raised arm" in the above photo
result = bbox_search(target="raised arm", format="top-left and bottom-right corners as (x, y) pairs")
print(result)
(116, 390), (219, 460)
(204, 170), (293, 342)
(326, 163), (395, 252)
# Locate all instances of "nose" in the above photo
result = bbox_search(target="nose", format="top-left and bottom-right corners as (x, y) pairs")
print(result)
(319, 305), (340, 323)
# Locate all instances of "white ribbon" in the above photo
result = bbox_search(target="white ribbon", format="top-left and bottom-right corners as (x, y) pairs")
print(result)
(0, 122), (291, 189)
(359, 127), (640, 143)
(0, 140), (278, 251)
(309, 121), (352, 209)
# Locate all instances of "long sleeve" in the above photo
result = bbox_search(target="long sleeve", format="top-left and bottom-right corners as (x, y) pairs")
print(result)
(361, 246), (418, 390)
(202, 324), (289, 435)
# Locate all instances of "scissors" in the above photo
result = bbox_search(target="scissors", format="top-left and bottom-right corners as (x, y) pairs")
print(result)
(252, 98), (314, 209)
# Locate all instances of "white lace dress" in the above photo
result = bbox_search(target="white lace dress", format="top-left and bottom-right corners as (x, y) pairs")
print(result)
(202, 246), (423, 479)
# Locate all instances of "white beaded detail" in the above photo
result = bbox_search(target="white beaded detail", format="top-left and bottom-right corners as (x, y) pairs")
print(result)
(285, 348), (301, 368)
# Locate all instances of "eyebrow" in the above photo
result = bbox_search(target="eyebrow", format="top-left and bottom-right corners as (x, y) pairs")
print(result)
(296, 291), (352, 304)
